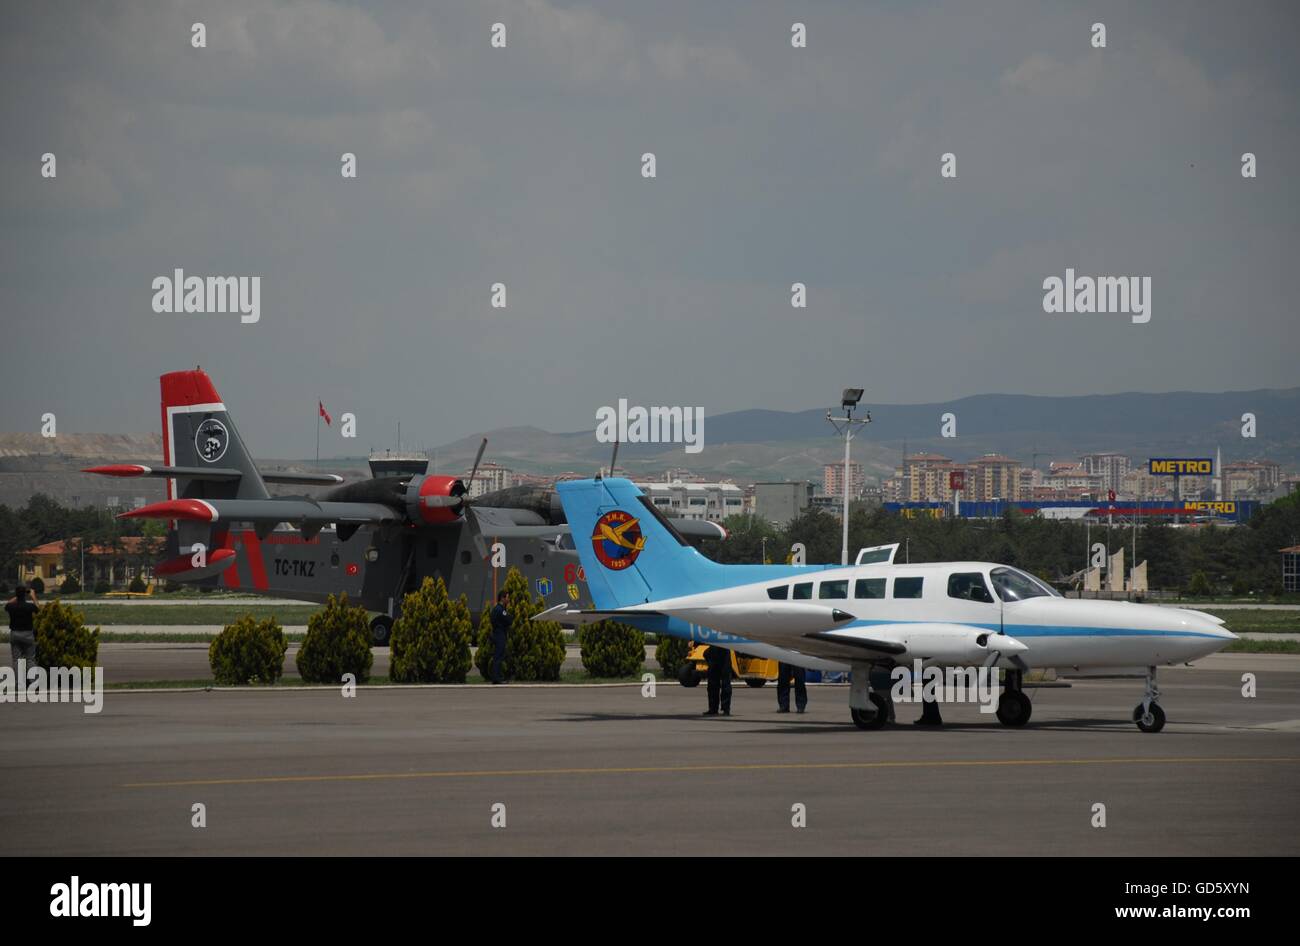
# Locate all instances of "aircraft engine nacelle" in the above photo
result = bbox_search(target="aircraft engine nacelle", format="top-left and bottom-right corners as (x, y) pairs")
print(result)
(897, 626), (1029, 665)
(404, 475), (468, 526)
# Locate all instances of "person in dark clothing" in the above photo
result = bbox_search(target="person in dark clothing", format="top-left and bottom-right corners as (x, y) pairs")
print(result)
(488, 591), (509, 684)
(703, 644), (732, 716)
(776, 661), (807, 713)
(5, 584), (38, 674)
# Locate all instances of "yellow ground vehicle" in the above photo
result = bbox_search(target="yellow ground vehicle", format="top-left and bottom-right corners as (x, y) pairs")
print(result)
(677, 643), (778, 688)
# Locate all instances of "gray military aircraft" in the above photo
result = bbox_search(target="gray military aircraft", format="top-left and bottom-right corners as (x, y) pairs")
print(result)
(86, 368), (723, 643)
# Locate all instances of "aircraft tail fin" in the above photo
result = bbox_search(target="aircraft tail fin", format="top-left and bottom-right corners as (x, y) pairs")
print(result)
(556, 477), (736, 609)
(160, 369), (269, 502)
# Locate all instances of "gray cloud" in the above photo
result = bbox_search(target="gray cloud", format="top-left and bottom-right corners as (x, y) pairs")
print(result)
(0, 0), (1296, 460)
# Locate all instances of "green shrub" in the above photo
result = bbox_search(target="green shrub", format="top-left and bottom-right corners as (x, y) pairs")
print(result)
(296, 593), (373, 684)
(29, 576), (45, 594)
(209, 615), (288, 685)
(59, 575), (81, 594)
(93, 580), (110, 595)
(655, 635), (691, 676)
(33, 599), (99, 669)
(128, 575), (147, 593)
(390, 577), (474, 683)
(473, 569), (566, 681)
(1188, 571), (1212, 597)
(578, 621), (645, 678)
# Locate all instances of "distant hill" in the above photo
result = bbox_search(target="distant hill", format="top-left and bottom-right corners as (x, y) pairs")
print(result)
(423, 387), (1300, 481)
(1, 388), (1296, 506)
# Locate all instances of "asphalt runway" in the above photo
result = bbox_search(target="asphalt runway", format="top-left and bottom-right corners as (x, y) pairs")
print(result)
(1, 656), (1297, 856)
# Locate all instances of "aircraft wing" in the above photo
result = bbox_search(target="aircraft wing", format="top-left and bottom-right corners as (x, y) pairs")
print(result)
(542, 602), (856, 636)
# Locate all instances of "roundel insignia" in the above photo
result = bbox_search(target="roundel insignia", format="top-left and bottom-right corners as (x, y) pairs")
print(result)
(195, 418), (229, 463)
(591, 510), (645, 571)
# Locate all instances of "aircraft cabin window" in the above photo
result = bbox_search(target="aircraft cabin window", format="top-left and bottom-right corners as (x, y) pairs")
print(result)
(990, 566), (1056, 602)
(818, 580), (848, 599)
(893, 577), (924, 599)
(767, 585), (789, 600)
(792, 582), (813, 600)
(460, 550), (472, 565)
(854, 578), (886, 599)
(947, 572), (994, 603)
(330, 553), (340, 568)
(523, 554), (535, 565)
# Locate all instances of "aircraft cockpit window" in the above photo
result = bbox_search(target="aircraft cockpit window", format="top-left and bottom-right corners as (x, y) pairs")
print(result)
(792, 582), (813, 600)
(818, 580), (848, 599)
(767, 585), (789, 600)
(990, 566), (1057, 601)
(854, 578), (886, 599)
(947, 572), (994, 603)
(893, 577), (924, 599)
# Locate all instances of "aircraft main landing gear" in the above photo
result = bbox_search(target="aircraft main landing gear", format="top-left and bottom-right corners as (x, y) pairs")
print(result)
(1133, 666), (1166, 733)
(850, 693), (891, 730)
(996, 669), (1032, 727)
(849, 664), (890, 730)
(369, 615), (393, 647)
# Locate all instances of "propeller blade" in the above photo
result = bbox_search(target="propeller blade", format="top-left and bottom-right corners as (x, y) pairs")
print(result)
(466, 438), (488, 490)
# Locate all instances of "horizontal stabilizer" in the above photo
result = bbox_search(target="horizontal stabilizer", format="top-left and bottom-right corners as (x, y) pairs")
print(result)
(537, 605), (664, 625)
(86, 464), (343, 486)
(85, 464), (241, 481)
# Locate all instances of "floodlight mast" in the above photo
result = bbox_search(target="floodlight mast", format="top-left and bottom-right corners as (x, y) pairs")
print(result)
(826, 389), (871, 566)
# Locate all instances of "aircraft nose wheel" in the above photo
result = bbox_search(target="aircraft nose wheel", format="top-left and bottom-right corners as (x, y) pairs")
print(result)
(1133, 702), (1166, 733)
(850, 692), (890, 730)
(996, 689), (1032, 727)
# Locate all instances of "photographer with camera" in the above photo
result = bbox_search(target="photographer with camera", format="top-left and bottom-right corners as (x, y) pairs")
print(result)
(6, 584), (39, 673)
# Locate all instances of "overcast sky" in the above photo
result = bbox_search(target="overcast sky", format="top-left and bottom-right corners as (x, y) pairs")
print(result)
(1, 0), (1296, 458)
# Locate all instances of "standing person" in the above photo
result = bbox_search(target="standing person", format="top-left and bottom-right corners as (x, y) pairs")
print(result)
(776, 661), (808, 714)
(703, 643), (732, 716)
(5, 584), (38, 675)
(488, 590), (509, 684)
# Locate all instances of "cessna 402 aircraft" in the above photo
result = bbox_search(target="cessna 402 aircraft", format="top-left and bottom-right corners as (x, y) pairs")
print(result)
(549, 477), (1237, 733)
(85, 369), (722, 643)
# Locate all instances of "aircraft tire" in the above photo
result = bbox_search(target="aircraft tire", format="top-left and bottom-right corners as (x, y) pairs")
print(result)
(996, 690), (1032, 727)
(850, 692), (890, 730)
(1133, 702), (1166, 733)
(744, 678), (767, 688)
(370, 615), (393, 647)
(677, 665), (701, 688)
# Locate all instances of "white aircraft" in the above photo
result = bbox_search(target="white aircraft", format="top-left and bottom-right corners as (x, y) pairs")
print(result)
(549, 477), (1237, 733)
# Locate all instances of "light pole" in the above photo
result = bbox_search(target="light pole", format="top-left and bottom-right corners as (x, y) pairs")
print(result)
(826, 388), (871, 566)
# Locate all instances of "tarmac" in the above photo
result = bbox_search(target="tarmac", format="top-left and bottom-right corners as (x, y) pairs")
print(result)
(1, 644), (1297, 856)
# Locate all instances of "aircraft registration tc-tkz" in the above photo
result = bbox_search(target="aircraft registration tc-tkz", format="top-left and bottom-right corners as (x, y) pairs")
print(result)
(548, 477), (1238, 733)
(85, 369), (724, 643)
